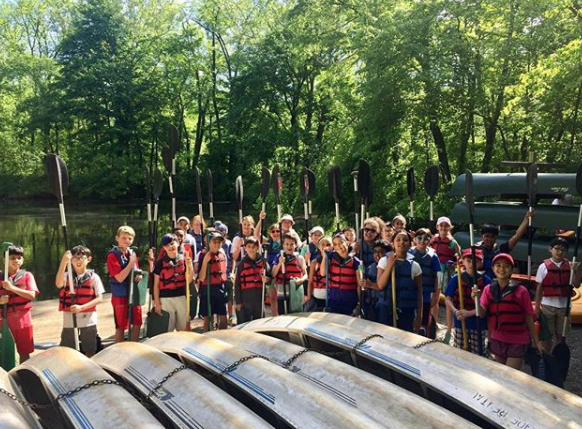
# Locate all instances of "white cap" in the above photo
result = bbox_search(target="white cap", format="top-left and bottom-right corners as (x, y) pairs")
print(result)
(280, 214), (295, 225)
(177, 216), (190, 224)
(309, 226), (324, 235)
(436, 216), (452, 226)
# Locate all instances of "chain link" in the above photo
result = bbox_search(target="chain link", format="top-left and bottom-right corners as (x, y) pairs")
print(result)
(412, 338), (442, 349)
(145, 364), (193, 401)
(351, 334), (383, 353)
(220, 354), (266, 375)
(282, 348), (311, 369)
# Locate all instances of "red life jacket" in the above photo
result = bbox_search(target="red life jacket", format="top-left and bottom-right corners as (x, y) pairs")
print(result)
(430, 236), (456, 264)
(452, 272), (486, 311)
(542, 259), (573, 297)
(59, 271), (98, 312)
(239, 257), (265, 291)
(275, 254), (303, 284)
(206, 251), (227, 286)
(158, 256), (187, 292)
(487, 281), (526, 332)
(328, 254), (358, 291)
(0, 270), (33, 313)
(312, 260), (326, 290)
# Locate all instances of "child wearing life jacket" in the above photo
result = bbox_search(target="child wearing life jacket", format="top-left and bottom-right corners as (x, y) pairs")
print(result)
(429, 216), (461, 343)
(189, 215), (206, 252)
(107, 225), (143, 343)
(271, 233), (307, 315)
(152, 234), (194, 332)
(473, 253), (542, 368)
(306, 235), (332, 311)
(445, 248), (489, 355)
(215, 221), (235, 326)
(301, 226), (324, 263)
(235, 237), (271, 323)
(477, 211), (531, 279)
(55, 246), (104, 357)
(534, 237), (581, 354)
(198, 229), (229, 330)
(0, 245), (39, 363)
(360, 240), (390, 322)
(321, 233), (363, 316)
(371, 232), (422, 332)
(410, 228), (442, 338)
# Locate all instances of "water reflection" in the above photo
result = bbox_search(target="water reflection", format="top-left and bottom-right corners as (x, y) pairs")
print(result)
(0, 201), (232, 300)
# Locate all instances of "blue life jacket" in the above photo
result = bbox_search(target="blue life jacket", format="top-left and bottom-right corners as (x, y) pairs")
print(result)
(360, 241), (375, 268)
(366, 262), (379, 299)
(380, 259), (418, 309)
(411, 248), (437, 304)
(108, 247), (130, 297)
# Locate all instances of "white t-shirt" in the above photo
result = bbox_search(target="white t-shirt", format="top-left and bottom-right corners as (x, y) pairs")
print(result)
(62, 272), (105, 328)
(536, 259), (568, 308)
(378, 252), (422, 279)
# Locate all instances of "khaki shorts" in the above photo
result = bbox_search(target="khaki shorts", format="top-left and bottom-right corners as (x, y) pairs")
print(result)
(541, 305), (570, 338)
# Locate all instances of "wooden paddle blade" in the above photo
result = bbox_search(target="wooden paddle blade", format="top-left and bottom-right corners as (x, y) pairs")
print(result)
(162, 145), (172, 174)
(465, 169), (475, 219)
(300, 167), (309, 199)
(526, 163), (538, 207)
(207, 169), (214, 203)
(261, 166), (270, 200)
(168, 124), (179, 157)
(330, 165), (341, 202)
(271, 164), (282, 203)
(194, 168), (202, 206)
(235, 175), (244, 209)
(45, 153), (69, 202)
(307, 169), (316, 196)
(424, 165), (440, 198)
(153, 168), (164, 199)
(576, 162), (582, 197)
(357, 159), (371, 200)
(406, 167), (416, 199)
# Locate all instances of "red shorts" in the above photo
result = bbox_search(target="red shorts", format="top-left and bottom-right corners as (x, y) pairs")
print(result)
(489, 338), (526, 359)
(112, 296), (142, 329)
(0, 319), (34, 355)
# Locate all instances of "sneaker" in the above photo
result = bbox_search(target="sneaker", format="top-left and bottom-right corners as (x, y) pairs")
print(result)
(228, 315), (237, 326)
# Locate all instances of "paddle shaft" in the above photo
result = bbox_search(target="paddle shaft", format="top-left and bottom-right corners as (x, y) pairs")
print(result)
(280, 250), (288, 314)
(352, 173), (359, 233)
(127, 247), (136, 341)
(456, 258), (469, 351)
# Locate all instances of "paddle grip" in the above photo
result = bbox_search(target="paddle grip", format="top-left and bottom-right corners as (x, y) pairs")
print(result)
(209, 202), (214, 220)
(304, 202), (308, 220)
(308, 201), (312, 216)
(59, 203), (67, 228)
(429, 201), (434, 221)
(147, 203), (152, 222)
(198, 204), (204, 220)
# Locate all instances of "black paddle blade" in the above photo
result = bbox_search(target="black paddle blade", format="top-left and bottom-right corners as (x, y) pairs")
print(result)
(194, 168), (202, 205)
(576, 162), (582, 197)
(235, 175), (244, 209)
(272, 164), (282, 203)
(307, 169), (316, 196)
(45, 153), (69, 203)
(465, 169), (475, 220)
(330, 165), (341, 202)
(261, 166), (270, 200)
(424, 165), (440, 198)
(406, 167), (416, 199)
(162, 145), (172, 174)
(207, 169), (214, 203)
(357, 159), (371, 201)
(526, 163), (538, 207)
(553, 340), (571, 382)
(300, 167), (309, 199)
(168, 124), (179, 157)
(153, 168), (164, 199)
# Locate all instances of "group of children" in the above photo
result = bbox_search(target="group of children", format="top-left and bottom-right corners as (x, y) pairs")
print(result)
(0, 207), (580, 375)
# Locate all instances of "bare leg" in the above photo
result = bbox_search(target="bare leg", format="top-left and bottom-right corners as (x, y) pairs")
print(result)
(505, 357), (524, 369)
(218, 315), (228, 330)
(130, 325), (141, 342)
(114, 328), (125, 343)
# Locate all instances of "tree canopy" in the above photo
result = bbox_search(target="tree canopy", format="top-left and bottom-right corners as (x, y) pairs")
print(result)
(1, 0), (581, 219)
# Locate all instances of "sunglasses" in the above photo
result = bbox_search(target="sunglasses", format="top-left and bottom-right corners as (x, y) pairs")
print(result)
(364, 228), (377, 233)
(271, 229), (280, 233)
(416, 236), (430, 242)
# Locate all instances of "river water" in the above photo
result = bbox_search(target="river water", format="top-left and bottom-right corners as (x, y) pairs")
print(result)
(0, 201), (238, 300)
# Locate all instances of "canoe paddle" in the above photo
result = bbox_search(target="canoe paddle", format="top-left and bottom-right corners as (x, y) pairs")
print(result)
(300, 167), (311, 243)
(329, 165), (341, 233)
(126, 245), (138, 341)
(194, 167), (204, 221)
(526, 163), (538, 290)
(407, 167), (416, 230)
(164, 124), (179, 228)
(465, 169), (483, 356)
(260, 166), (271, 244)
(456, 256), (469, 351)
(424, 165), (440, 222)
(357, 159), (372, 315)
(207, 169), (214, 225)
(554, 162), (582, 381)
(152, 168), (164, 249)
(145, 166), (153, 249)
(272, 164), (283, 230)
(1, 242), (16, 370)
(46, 154), (80, 352)
(391, 264), (397, 327)
(351, 170), (359, 233)
(236, 176), (244, 242)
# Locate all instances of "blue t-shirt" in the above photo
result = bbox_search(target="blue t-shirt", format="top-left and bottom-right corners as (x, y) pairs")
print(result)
(445, 272), (490, 330)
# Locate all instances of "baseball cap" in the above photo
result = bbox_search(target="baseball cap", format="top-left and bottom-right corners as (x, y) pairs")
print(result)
(309, 226), (324, 235)
(208, 231), (224, 241)
(161, 234), (177, 246)
(177, 216), (190, 224)
(280, 214), (295, 225)
(462, 248), (483, 260)
(214, 221), (228, 234)
(436, 216), (452, 226)
(492, 253), (514, 266)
